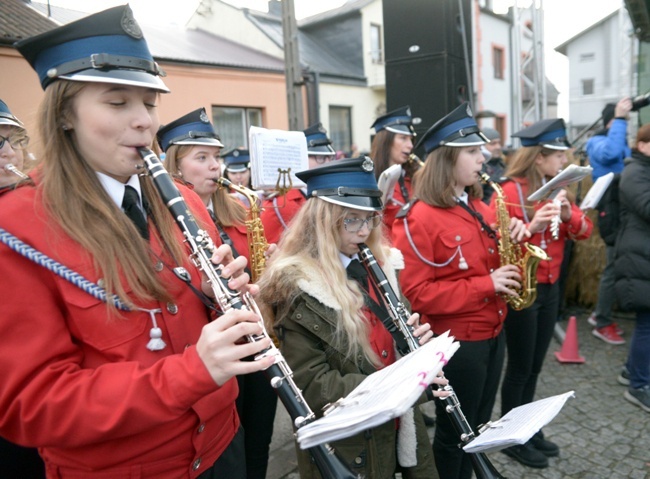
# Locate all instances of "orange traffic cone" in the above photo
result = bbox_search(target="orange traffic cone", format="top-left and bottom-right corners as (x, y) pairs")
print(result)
(555, 316), (585, 363)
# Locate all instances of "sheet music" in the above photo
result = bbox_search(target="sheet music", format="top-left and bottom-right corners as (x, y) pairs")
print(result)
(249, 126), (309, 190)
(462, 391), (575, 454)
(296, 332), (460, 449)
(527, 164), (593, 201)
(579, 172), (615, 210)
(377, 164), (402, 204)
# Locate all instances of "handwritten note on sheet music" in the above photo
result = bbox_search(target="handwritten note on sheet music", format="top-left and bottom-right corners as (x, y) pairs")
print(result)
(249, 126), (308, 190)
(296, 332), (460, 449)
(462, 391), (575, 454)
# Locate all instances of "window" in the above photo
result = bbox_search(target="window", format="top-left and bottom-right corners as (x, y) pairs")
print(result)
(492, 46), (505, 79)
(495, 116), (506, 142)
(370, 24), (383, 64)
(212, 106), (263, 150)
(582, 79), (595, 95)
(329, 106), (352, 154)
(580, 53), (595, 62)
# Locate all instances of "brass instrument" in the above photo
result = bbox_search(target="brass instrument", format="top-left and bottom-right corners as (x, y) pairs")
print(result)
(214, 177), (268, 282)
(4, 164), (29, 180)
(481, 173), (548, 310)
(408, 153), (424, 167)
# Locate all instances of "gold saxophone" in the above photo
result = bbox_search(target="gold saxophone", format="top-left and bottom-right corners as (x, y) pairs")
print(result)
(407, 153), (424, 167)
(481, 173), (548, 310)
(214, 177), (268, 283)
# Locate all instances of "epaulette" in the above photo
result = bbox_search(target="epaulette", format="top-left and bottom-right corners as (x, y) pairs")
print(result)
(496, 176), (509, 184)
(396, 198), (419, 219)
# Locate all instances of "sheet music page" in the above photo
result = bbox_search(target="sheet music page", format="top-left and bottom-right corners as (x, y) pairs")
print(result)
(249, 126), (308, 190)
(296, 332), (460, 449)
(527, 164), (593, 201)
(462, 391), (575, 454)
(377, 164), (402, 204)
(579, 172), (615, 210)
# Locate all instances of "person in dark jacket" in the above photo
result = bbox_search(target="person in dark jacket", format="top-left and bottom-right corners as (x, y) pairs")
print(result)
(586, 97), (632, 344)
(613, 123), (650, 413)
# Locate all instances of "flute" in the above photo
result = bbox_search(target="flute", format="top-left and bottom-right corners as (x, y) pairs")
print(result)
(358, 243), (505, 479)
(137, 147), (358, 479)
(4, 164), (29, 180)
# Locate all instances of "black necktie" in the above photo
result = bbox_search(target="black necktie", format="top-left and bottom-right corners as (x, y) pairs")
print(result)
(122, 185), (149, 240)
(346, 259), (369, 291)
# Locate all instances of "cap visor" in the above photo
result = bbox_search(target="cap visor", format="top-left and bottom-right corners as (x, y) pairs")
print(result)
(60, 69), (170, 93)
(444, 133), (487, 147)
(318, 195), (383, 212)
(0, 118), (24, 129)
(226, 165), (249, 173)
(175, 137), (225, 148)
(541, 140), (570, 150)
(385, 125), (414, 136)
(308, 145), (336, 156)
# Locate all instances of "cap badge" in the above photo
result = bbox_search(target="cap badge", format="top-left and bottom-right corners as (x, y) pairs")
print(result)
(465, 104), (473, 117)
(121, 7), (143, 39)
(200, 110), (210, 123)
(361, 157), (374, 172)
(232, 150), (240, 157)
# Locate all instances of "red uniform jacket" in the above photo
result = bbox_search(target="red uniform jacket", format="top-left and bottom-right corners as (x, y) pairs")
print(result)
(260, 189), (306, 244)
(383, 174), (412, 241)
(392, 199), (507, 341)
(493, 178), (593, 285)
(0, 182), (239, 478)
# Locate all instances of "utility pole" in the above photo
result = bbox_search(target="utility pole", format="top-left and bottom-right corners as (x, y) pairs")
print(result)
(281, 0), (305, 131)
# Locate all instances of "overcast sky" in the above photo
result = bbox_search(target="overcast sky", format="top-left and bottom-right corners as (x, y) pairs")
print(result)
(36, 0), (624, 119)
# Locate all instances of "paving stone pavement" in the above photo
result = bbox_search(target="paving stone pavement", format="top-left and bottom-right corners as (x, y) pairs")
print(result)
(265, 308), (650, 478)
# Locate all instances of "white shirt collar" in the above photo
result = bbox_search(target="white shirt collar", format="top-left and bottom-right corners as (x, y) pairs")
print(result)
(456, 191), (469, 204)
(96, 172), (144, 211)
(339, 251), (360, 269)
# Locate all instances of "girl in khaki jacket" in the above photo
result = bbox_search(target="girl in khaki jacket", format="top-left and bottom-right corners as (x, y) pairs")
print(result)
(258, 157), (448, 479)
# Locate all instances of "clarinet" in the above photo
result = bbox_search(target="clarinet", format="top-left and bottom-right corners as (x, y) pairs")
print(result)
(137, 148), (358, 479)
(358, 243), (505, 479)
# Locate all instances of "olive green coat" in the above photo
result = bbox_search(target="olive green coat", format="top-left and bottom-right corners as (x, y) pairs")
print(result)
(274, 253), (437, 479)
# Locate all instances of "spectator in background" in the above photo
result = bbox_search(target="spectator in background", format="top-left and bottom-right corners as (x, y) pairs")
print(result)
(586, 97), (632, 345)
(613, 123), (650, 413)
(480, 127), (507, 205)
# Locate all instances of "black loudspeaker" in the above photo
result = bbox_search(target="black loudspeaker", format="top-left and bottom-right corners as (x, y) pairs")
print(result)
(383, 0), (473, 145)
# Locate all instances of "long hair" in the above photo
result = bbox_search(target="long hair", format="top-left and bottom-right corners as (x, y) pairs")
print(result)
(38, 80), (185, 308)
(164, 144), (247, 227)
(505, 145), (556, 213)
(370, 130), (418, 180)
(415, 146), (483, 208)
(257, 199), (387, 366)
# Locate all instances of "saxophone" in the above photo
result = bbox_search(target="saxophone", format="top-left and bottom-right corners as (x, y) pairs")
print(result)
(481, 173), (548, 310)
(214, 177), (268, 283)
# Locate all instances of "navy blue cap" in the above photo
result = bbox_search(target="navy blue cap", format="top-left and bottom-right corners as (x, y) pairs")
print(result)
(416, 102), (488, 154)
(512, 118), (570, 150)
(0, 99), (23, 129)
(157, 108), (224, 152)
(14, 5), (168, 92)
(223, 148), (250, 173)
(296, 156), (382, 212)
(371, 106), (417, 135)
(304, 122), (335, 156)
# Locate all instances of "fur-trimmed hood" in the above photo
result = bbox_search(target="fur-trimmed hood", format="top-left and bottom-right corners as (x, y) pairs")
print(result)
(296, 247), (404, 311)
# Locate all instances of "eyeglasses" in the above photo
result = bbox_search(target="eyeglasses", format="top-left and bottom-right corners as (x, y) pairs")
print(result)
(311, 156), (335, 165)
(0, 134), (30, 150)
(343, 214), (383, 233)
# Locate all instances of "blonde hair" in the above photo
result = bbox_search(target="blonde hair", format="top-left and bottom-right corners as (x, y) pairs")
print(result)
(164, 144), (247, 227)
(257, 199), (388, 366)
(504, 145), (556, 214)
(415, 146), (483, 207)
(37, 80), (185, 308)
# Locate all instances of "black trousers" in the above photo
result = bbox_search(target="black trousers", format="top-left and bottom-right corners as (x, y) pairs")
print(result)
(198, 427), (247, 479)
(0, 436), (45, 479)
(235, 371), (278, 479)
(501, 282), (559, 416)
(433, 333), (505, 479)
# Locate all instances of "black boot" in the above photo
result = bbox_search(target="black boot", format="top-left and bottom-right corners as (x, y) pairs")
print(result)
(529, 430), (560, 457)
(502, 442), (549, 468)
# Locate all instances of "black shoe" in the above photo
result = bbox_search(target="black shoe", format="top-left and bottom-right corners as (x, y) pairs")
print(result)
(422, 412), (436, 427)
(529, 431), (559, 457)
(502, 442), (549, 468)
